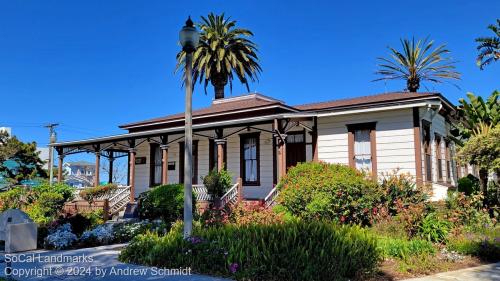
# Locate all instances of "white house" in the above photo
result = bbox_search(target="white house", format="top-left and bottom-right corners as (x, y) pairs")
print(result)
(52, 92), (458, 203)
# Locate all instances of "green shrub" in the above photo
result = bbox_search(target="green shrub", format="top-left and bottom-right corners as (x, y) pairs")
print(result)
(277, 162), (380, 225)
(0, 187), (27, 211)
(138, 184), (196, 223)
(447, 230), (500, 261)
(34, 182), (74, 202)
(202, 168), (232, 198)
(457, 174), (480, 195)
(446, 192), (491, 229)
(379, 171), (430, 215)
(79, 184), (117, 206)
(418, 213), (451, 243)
(377, 236), (435, 260)
(25, 192), (65, 224)
(120, 221), (380, 281)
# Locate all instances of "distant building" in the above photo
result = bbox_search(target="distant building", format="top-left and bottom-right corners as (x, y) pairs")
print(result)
(63, 161), (96, 188)
(37, 147), (50, 170)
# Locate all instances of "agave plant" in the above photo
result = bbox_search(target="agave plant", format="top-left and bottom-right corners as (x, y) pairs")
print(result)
(476, 19), (500, 70)
(374, 37), (461, 92)
(176, 13), (262, 99)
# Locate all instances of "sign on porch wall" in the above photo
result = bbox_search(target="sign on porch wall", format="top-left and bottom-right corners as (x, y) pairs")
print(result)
(135, 157), (146, 165)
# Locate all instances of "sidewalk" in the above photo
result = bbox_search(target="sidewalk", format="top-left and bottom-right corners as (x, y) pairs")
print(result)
(0, 244), (231, 280)
(403, 262), (500, 281)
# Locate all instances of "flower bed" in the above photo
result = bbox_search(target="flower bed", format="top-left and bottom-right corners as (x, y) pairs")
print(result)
(120, 221), (380, 281)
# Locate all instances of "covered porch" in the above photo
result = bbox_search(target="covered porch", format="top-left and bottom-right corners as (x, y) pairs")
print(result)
(52, 114), (319, 204)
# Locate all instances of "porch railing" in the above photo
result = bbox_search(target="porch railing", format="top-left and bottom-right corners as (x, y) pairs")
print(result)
(69, 185), (131, 216)
(193, 185), (212, 201)
(220, 183), (239, 206)
(264, 187), (279, 208)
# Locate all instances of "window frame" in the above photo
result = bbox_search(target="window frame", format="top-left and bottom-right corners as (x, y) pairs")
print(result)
(435, 134), (443, 181)
(239, 132), (261, 186)
(422, 120), (432, 182)
(347, 122), (377, 178)
(149, 143), (163, 187)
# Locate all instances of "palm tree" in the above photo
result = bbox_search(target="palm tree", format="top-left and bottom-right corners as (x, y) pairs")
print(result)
(374, 37), (461, 92)
(476, 19), (500, 70)
(176, 13), (261, 99)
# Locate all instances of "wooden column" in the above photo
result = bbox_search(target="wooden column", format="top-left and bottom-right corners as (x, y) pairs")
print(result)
(413, 107), (423, 187)
(216, 140), (225, 171)
(57, 154), (64, 183)
(161, 144), (169, 185)
(108, 151), (114, 184)
(94, 147), (100, 187)
(312, 116), (319, 162)
(129, 147), (136, 202)
(237, 177), (243, 202)
(274, 119), (287, 181)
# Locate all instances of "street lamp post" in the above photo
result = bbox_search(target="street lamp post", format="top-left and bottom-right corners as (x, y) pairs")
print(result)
(179, 16), (199, 238)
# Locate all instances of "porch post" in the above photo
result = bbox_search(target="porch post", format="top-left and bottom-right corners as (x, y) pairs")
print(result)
(94, 145), (100, 187)
(215, 128), (225, 171)
(312, 116), (319, 162)
(161, 144), (169, 185)
(129, 147), (136, 202)
(160, 135), (169, 185)
(108, 151), (114, 184)
(57, 154), (64, 183)
(216, 140), (225, 171)
(274, 119), (287, 181)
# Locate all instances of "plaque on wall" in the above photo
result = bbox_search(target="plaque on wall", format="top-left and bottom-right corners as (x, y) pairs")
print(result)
(168, 161), (176, 170)
(135, 157), (146, 165)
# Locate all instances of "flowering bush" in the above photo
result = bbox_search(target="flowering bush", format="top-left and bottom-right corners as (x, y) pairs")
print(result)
(379, 171), (430, 216)
(80, 224), (114, 246)
(45, 223), (78, 250)
(229, 203), (284, 225)
(446, 192), (493, 229)
(277, 162), (381, 225)
(79, 184), (117, 206)
(112, 220), (167, 243)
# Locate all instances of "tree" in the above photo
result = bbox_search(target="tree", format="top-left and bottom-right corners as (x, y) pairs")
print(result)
(0, 131), (47, 185)
(374, 37), (461, 92)
(452, 90), (500, 196)
(452, 90), (499, 142)
(476, 19), (500, 70)
(176, 13), (262, 99)
(456, 125), (500, 200)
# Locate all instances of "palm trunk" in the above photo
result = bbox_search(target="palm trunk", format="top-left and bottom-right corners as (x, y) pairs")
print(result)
(214, 84), (224, 99)
(407, 77), (420, 92)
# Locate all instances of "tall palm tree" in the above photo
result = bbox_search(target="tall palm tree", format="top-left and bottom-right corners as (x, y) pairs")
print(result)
(374, 37), (461, 92)
(476, 19), (500, 70)
(176, 13), (261, 99)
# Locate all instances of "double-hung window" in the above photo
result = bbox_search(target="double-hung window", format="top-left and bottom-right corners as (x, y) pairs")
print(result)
(347, 122), (377, 177)
(240, 133), (260, 185)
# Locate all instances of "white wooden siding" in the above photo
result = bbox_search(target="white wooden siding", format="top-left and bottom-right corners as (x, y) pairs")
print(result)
(317, 108), (417, 177)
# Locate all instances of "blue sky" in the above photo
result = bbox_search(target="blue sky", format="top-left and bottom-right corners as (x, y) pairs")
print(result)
(0, 0), (498, 149)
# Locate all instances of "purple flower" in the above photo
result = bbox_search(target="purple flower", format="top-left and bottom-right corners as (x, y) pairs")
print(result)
(187, 236), (204, 244)
(229, 263), (239, 273)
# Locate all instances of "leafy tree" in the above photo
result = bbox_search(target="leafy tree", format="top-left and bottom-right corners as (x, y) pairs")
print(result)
(374, 37), (461, 92)
(452, 90), (500, 197)
(476, 19), (500, 70)
(456, 125), (500, 194)
(176, 13), (262, 99)
(0, 131), (47, 185)
(452, 91), (499, 142)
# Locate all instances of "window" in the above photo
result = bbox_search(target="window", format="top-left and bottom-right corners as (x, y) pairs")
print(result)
(149, 144), (162, 186)
(347, 122), (377, 176)
(209, 139), (227, 171)
(240, 133), (260, 185)
(436, 135), (443, 181)
(422, 121), (432, 182)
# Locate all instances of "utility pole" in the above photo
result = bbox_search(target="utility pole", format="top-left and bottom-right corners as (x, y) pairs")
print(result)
(45, 123), (59, 186)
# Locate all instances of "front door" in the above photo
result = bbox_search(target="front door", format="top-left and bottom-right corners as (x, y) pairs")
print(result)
(286, 132), (306, 169)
